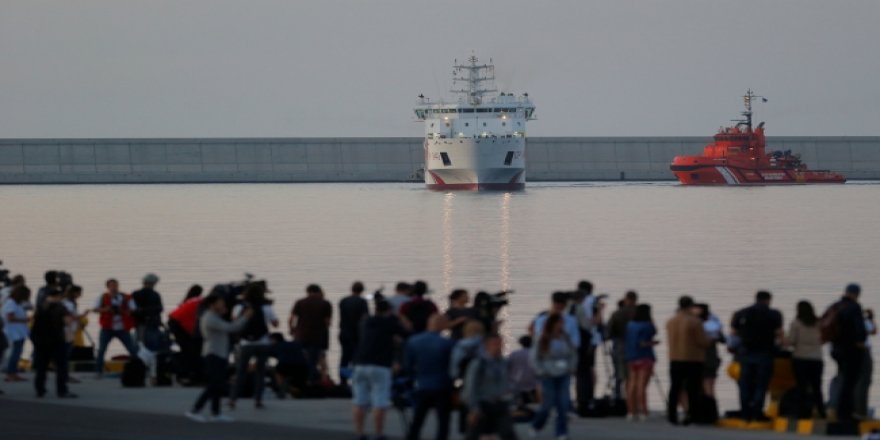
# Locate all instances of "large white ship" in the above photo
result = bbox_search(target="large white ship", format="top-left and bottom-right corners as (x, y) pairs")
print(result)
(415, 56), (535, 190)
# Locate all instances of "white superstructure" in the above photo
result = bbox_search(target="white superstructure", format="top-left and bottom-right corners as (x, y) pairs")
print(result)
(415, 56), (535, 190)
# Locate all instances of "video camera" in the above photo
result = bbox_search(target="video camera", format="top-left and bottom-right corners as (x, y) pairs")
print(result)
(474, 290), (513, 323)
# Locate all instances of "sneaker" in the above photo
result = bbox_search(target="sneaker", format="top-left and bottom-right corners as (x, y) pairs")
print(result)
(209, 414), (235, 423)
(184, 411), (207, 423)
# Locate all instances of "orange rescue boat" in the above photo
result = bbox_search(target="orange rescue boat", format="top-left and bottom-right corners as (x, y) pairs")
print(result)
(670, 90), (846, 185)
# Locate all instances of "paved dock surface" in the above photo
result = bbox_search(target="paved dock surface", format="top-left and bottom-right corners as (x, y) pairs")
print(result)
(0, 375), (802, 440)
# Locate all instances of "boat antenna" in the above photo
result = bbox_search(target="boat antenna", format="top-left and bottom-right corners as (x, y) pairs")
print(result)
(735, 89), (768, 130)
(450, 55), (497, 106)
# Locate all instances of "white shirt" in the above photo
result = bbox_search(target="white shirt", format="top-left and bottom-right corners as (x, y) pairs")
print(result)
(866, 319), (876, 351)
(94, 293), (137, 331)
(2, 300), (29, 341)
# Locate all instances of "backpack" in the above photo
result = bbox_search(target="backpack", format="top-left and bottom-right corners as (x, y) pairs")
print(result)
(121, 358), (147, 388)
(820, 302), (842, 343)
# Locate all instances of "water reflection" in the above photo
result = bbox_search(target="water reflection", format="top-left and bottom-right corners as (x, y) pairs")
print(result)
(442, 192), (455, 294)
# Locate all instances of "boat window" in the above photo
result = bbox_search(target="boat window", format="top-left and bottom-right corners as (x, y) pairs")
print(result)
(477, 108), (491, 113)
(461, 108), (475, 113)
(502, 122), (506, 127)
(483, 122), (487, 127)
(504, 151), (514, 166)
(440, 152), (452, 166)
(465, 123), (469, 127)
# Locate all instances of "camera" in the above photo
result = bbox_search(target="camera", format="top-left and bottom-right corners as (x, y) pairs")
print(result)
(474, 290), (513, 322)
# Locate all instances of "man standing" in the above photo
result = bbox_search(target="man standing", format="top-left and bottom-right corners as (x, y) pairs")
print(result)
(570, 281), (596, 413)
(351, 297), (409, 440)
(132, 273), (164, 343)
(339, 281), (369, 384)
(93, 279), (138, 377)
(31, 288), (76, 398)
(827, 283), (868, 422)
(290, 284), (333, 382)
(666, 295), (709, 425)
(404, 314), (454, 440)
(731, 290), (783, 422)
(400, 281), (438, 334)
(388, 282), (413, 314)
(35, 270), (58, 309)
(445, 289), (476, 341)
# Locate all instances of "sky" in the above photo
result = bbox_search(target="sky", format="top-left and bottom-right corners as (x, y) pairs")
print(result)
(1, 0), (878, 138)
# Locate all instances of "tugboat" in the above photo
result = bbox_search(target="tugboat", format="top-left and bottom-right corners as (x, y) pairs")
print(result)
(670, 90), (846, 185)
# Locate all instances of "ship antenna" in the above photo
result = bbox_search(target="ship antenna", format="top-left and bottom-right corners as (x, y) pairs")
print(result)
(450, 54), (497, 106)
(737, 89), (768, 131)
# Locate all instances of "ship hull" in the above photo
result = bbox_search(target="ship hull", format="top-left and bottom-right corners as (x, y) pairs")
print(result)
(424, 137), (526, 191)
(671, 161), (846, 185)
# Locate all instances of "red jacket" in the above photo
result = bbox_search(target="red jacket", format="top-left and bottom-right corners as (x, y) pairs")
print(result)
(168, 297), (202, 336)
(98, 292), (136, 331)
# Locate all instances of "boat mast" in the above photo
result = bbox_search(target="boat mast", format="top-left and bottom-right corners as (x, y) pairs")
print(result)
(738, 89), (767, 131)
(450, 55), (497, 106)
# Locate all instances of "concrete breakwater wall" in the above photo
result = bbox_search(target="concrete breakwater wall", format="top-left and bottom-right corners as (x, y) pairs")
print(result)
(0, 136), (878, 183)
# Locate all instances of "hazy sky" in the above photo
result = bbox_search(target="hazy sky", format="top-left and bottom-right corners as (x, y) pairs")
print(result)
(2, 0), (878, 138)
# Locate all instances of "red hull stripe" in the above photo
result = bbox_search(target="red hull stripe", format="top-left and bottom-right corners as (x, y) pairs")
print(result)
(426, 183), (525, 191)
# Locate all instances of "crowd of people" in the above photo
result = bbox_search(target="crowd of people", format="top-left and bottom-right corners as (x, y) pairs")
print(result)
(0, 268), (875, 440)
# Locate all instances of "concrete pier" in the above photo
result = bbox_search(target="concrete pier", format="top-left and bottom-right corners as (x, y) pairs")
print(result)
(1, 136), (878, 184)
(0, 378), (798, 440)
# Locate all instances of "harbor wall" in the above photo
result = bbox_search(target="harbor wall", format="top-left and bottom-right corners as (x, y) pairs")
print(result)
(0, 136), (878, 183)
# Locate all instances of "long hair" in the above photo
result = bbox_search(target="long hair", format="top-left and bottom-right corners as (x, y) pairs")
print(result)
(538, 313), (564, 355)
(796, 300), (818, 327)
(633, 304), (652, 323)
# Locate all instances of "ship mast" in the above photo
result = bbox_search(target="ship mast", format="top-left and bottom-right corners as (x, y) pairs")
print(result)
(736, 89), (768, 131)
(450, 55), (497, 106)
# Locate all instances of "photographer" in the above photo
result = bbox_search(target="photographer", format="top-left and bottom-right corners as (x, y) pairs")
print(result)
(445, 289), (476, 340)
(93, 279), (137, 378)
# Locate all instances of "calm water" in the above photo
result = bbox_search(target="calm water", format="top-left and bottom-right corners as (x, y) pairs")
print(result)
(1, 182), (878, 410)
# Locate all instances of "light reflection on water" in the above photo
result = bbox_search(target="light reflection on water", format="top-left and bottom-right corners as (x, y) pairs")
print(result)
(0, 181), (878, 410)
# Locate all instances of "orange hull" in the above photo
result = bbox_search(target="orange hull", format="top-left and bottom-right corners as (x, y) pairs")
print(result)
(671, 158), (846, 185)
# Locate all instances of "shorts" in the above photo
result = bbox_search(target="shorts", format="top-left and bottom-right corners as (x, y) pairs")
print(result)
(629, 359), (655, 371)
(351, 365), (392, 409)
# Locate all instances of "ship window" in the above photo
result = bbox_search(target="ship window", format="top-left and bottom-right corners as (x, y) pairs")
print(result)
(690, 173), (700, 180)
(502, 122), (506, 126)
(465, 123), (469, 127)
(461, 108), (475, 113)
(477, 108), (491, 113)
(440, 152), (452, 166)
(504, 151), (514, 166)
(430, 123), (434, 127)
(445, 123), (450, 127)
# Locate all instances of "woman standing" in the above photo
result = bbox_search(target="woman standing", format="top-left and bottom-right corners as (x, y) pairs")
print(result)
(229, 281), (278, 409)
(530, 313), (578, 440)
(624, 304), (657, 421)
(3, 285), (31, 382)
(787, 300), (826, 418)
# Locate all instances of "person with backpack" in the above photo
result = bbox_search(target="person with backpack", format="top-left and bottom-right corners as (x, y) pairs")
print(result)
(185, 292), (253, 423)
(462, 333), (516, 440)
(731, 291), (783, 422)
(824, 283), (868, 422)
(529, 313), (578, 440)
(93, 278), (138, 378)
(786, 300), (825, 418)
(400, 280), (438, 334)
(229, 281), (278, 409)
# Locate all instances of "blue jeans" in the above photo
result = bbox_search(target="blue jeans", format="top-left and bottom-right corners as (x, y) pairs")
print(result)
(96, 329), (137, 374)
(738, 352), (774, 419)
(532, 375), (571, 436)
(5, 339), (25, 375)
